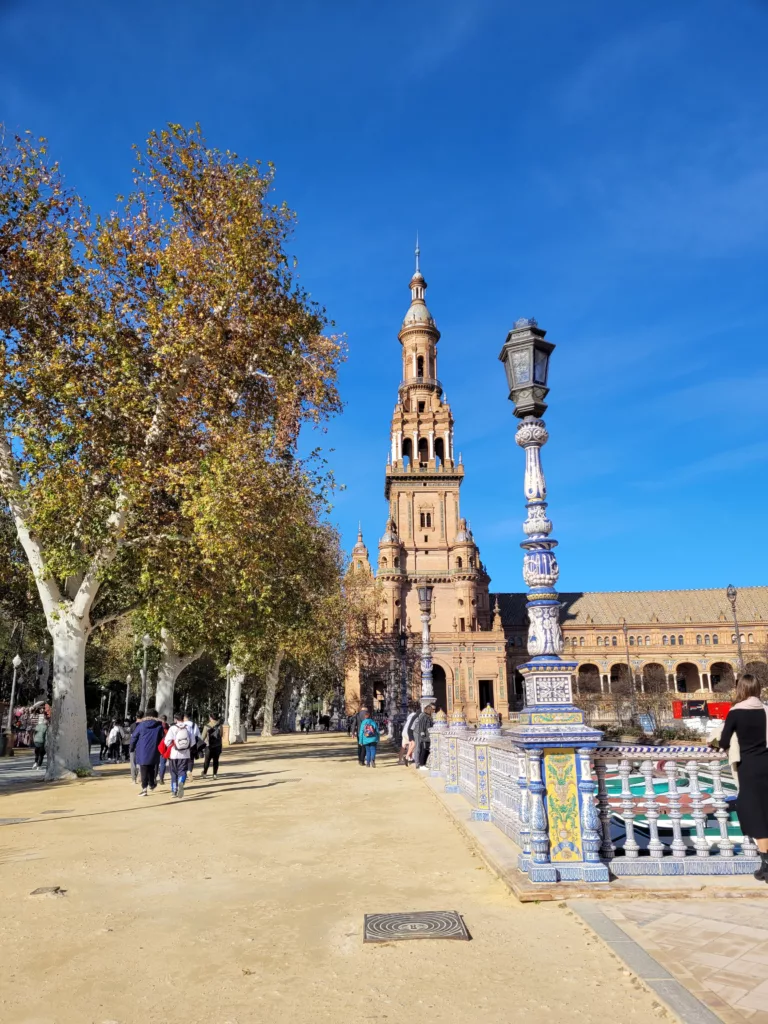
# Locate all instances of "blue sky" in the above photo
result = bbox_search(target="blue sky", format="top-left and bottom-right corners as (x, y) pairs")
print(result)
(2, 0), (767, 593)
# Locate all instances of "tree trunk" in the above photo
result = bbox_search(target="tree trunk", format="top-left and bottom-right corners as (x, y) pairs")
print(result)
(227, 667), (245, 742)
(46, 616), (91, 781)
(278, 672), (295, 732)
(155, 629), (204, 721)
(260, 651), (284, 738)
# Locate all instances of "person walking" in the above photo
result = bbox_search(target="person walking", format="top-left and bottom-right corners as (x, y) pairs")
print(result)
(183, 712), (202, 780)
(129, 711), (144, 783)
(106, 720), (121, 763)
(399, 704), (419, 765)
(200, 715), (223, 779)
(165, 712), (193, 798)
(129, 708), (165, 796)
(718, 674), (768, 881)
(98, 722), (109, 762)
(358, 711), (380, 767)
(413, 704), (434, 770)
(351, 705), (369, 765)
(120, 720), (131, 762)
(157, 715), (170, 785)
(32, 713), (48, 769)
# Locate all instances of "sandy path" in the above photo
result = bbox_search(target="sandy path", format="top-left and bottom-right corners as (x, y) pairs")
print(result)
(0, 734), (670, 1024)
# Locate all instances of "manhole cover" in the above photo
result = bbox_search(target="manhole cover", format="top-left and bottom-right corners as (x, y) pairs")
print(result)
(363, 911), (470, 943)
(0, 818), (29, 825)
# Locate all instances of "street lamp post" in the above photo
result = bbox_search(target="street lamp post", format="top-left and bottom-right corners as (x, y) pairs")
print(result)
(139, 634), (151, 711)
(726, 584), (745, 676)
(499, 317), (607, 885)
(398, 627), (408, 716)
(124, 673), (132, 719)
(3, 654), (23, 757)
(417, 585), (434, 712)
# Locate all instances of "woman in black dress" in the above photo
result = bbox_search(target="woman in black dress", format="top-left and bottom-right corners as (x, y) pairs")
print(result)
(718, 674), (768, 880)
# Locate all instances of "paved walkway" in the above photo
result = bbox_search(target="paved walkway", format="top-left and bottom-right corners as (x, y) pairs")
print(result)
(0, 734), (666, 1024)
(596, 900), (768, 1023)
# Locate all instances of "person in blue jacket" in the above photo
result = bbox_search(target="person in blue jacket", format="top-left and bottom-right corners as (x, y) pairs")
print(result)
(358, 713), (380, 767)
(129, 708), (165, 796)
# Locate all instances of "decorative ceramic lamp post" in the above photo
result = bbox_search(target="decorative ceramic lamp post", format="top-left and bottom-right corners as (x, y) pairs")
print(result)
(499, 318), (608, 884)
(417, 584), (434, 711)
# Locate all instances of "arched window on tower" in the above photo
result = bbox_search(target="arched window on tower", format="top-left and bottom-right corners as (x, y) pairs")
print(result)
(434, 437), (445, 467)
(417, 355), (425, 379)
(417, 437), (429, 466)
(455, 556), (463, 569)
(469, 556), (476, 568)
(402, 437), (412, 468)
(394, 556), (399, 568)
(380, 556), (387, 568)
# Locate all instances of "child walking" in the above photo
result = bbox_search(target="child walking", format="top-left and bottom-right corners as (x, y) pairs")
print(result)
(358, 713), (380, 767)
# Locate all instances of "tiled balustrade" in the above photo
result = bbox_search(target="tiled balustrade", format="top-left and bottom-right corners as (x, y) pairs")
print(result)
(426, 725), (761, 883)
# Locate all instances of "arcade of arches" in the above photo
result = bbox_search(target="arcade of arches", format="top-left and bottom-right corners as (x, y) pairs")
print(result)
(344, 256), (768, 719)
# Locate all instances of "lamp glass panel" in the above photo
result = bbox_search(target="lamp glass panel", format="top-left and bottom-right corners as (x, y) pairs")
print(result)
(510, 347), (532, 386)
(533, 347), (549, 385)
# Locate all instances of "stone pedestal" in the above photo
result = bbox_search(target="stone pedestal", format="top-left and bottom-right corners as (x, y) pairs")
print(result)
(471, 705), (501, 820)
(508, 659), (608, 884)
(428, 710), (448, 776)
(445, 706), (468, 793)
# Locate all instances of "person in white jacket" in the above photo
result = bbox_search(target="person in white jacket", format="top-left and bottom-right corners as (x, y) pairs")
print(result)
(164, 714), (194, 798)
(106, 721), (122, 763)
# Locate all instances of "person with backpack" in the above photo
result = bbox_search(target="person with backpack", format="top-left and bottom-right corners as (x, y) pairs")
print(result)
(358, 712), (380, 767)
(200, 715), (223, 779)
(164, 712), (193, 798)
(351, 705), (369, 765)
(129, 708), (165, 796)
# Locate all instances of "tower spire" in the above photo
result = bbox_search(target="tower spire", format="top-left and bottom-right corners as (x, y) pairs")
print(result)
(415, 232), (420, 274)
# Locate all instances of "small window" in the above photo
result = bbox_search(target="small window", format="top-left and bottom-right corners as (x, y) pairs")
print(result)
(420, 512), (425, 528)
(418, 401), (425, 413)
(678, 634), (684, 645)
(380, 557), (387, 568)
(748, 633), (754, 644)
(382, 619), (388, 632)
(662, 635), (669, 645)
(629, 635), (635, 646)
(713, 634), (719, 644)
(611, 636), (617, 646)
(426, 513), (431, 527)
(469, 556), (476, 568)
(357, 561), (362, 569)
(645, 635), (650, 644)
(704, 634), (710, 645)
(579, 637), (584, 647)
(696, 634), (702, 645)
(417, 355), (424, 378)
(459, 617), (465, 631)
(670, 635), (676, 645)
(637, 636), (643, 647)
(456, 556), (463, 569)
(597, 636), (603, 646)
(394, 556), (399, 568)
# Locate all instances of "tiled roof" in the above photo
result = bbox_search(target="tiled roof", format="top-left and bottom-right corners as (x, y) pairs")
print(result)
(491, 588), (768, 628)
